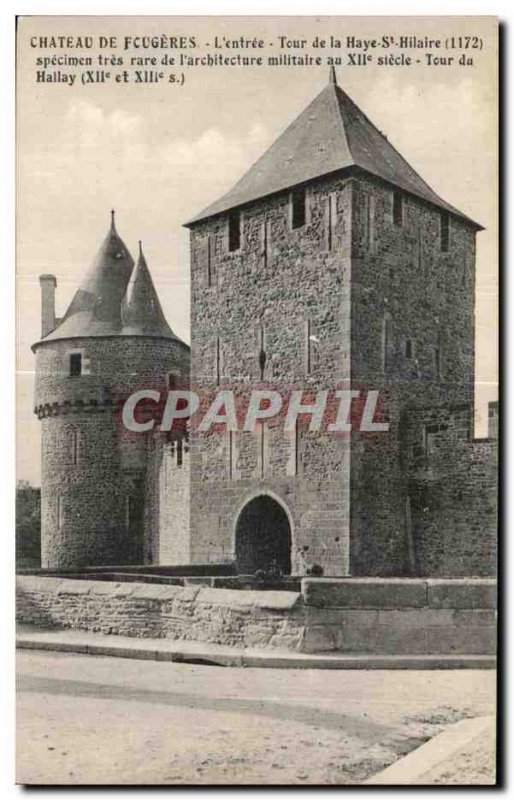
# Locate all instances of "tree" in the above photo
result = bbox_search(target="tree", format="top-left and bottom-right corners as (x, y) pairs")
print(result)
(16, 480), (41, 569)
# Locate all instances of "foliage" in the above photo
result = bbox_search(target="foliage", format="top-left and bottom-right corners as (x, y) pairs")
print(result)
(16, 480), (41, 568)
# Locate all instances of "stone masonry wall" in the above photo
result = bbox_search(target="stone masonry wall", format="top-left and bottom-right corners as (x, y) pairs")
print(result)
(16, 575), (496, 656)
(349, 172), (477, 575)
(300, 577), (496, 654)
(403, 405), (497, 576)
(16, 576), (304, 651)
(145, 436), (191, 564)
(34, 335), (190, 568)
(189, 176), (354, 575)
(34, 336), (189, 409)
(188, 167), (484, 578)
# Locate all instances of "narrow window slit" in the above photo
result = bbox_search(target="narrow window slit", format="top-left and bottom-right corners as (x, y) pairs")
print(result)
(71, 430), (79, 466)
(295, 420), (300, 476)
(228, 210), (241, 252)
(393, 191), (403, 227)
(364, 193), (376, 252)
(440, 211), (450, 252)
(57, 494), (63, 531)
(207, 235), (212, 286)
(260, 423), (265, 478)
(262, 216), (268, 266)
(258, 324), (266, 380)
(327, 195), (333, 251)
(305, 319), (312, 375)
(291, 187), (306, 229)
(215, 337), (221, 386)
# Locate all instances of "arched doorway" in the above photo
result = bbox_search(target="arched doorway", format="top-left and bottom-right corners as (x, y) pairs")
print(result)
(235, 495), (292, 575)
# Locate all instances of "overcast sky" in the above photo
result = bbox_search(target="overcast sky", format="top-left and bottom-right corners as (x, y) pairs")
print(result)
(16, 16), (498, 484)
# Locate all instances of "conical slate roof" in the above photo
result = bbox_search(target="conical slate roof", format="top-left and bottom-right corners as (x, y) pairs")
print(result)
(35, 213), (182, 346)
(186, 70), (480, 228)
(121, 242), (176, 337)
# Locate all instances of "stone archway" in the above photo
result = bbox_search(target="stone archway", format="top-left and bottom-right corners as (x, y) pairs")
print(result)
(235, 495), (292, 575)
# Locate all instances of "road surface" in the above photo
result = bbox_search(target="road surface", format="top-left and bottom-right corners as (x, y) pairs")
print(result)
(16, 650), (496, 785)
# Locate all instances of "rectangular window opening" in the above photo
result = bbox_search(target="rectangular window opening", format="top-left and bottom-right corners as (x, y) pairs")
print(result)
(291, 187), (306, 230)
(69, 353), (82, 377)
(228, 210), (241, 252)
(440, 211), (450, 252)
(405, 339), (413, 359)
(393, 191), (403, 227)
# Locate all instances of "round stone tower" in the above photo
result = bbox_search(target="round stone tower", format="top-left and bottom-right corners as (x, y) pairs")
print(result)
(33, 213), (190, 568)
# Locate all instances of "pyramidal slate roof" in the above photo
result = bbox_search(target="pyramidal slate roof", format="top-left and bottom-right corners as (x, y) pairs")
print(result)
(35, 213), (183, 346)
(186, 68), (480, 228)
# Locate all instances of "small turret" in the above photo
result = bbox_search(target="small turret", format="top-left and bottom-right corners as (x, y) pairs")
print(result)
(121, 241), (176, 338)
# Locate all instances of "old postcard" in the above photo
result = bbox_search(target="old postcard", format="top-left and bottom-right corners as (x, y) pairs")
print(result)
(15, 15), (498, 786)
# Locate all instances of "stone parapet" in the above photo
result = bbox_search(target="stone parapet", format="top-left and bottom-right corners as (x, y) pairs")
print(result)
(16, 575), (496, 657)
(300, 577), (497, 655)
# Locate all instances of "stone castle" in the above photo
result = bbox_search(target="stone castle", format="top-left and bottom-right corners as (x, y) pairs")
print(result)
(33, 70), (497, 577)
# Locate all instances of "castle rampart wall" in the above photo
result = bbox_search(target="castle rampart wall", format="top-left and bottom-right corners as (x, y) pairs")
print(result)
(402, 404), (497, 576)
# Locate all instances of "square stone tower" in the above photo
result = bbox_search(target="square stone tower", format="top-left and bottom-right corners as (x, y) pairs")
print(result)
(185, 69), (481, 577)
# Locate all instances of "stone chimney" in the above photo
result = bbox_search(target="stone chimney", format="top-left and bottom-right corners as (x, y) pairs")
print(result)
(39, 274), (57, 337)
